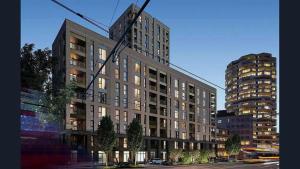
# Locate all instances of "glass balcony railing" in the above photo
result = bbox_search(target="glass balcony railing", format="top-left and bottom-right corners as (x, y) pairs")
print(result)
(70, 43), (86, 53)
(70, 59), (85, 68)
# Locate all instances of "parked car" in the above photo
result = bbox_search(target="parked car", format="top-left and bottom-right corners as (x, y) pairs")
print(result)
(117, 162), (130, 168)
(150, 158), (164, 164)
(162, 161), (173, 165)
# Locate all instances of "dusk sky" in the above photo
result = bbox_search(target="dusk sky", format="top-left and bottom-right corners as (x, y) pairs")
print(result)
(21, 0), (279, 127)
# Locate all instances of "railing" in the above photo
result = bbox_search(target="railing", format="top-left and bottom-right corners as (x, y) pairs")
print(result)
(70, 43), (86, 53)
(160, 88), (167, 94)
(70, 59), (85, 68)
(149, 73), (157, 80)
(149, 85), (157, 91)
(160, 99), (167, 105)
(160, 77), (167, 83)
(150, 97), (157, 103)
(149, 108), (157, 114)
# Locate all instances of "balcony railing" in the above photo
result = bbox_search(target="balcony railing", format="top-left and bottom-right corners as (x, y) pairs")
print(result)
(70, 43), (86, 53)
(149, 74), (157, 80)
(149, 85), (157, 91)
(160, 99), (167, 106)
(70, 59), (85, 68)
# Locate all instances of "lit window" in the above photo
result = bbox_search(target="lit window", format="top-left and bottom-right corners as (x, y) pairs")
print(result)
(124, 111), (128, 122)
(135, 76), (141, 86)
(174, 79), (179, 88)
(99, 47), (107, 60)
(124, 138), (128, 148)
(98, 78), (106, 89)
(98, 106), (106, 118)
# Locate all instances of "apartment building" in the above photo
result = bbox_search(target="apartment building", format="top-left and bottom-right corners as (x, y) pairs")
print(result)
(109, 4), (170, 65)
(225, 53), (277, 147)
(52, 18), (216, 163)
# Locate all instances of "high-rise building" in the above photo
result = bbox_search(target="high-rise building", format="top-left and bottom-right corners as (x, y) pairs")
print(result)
(225, 53), (277, 147)
(109, 4), (170, 65)
(52, 18), (216, 163)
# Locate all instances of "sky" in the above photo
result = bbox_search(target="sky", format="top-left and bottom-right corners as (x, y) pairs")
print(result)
(21, 0), (279, 129)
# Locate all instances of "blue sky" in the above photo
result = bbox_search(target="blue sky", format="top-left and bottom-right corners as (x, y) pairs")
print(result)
(21, 0), (279, 120)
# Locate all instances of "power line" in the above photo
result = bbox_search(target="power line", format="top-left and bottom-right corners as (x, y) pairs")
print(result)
(109, 0), (120, 27)
(51, 0), (109, 33)
(133, 47), (226, 91)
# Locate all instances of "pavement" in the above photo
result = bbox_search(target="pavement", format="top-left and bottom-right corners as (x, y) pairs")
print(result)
(50, 161), (279, 169)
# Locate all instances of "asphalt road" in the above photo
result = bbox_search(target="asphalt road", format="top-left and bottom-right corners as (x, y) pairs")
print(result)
(53, 161), (279, 169)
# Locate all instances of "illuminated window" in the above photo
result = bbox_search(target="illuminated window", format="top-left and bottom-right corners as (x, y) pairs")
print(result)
(135, 76), (141, 86)
(175, 90), (179, 98)
(135, 88), (141, 99)
(115, 110), (120, 122)
(174, 121), (178, 130)
(174, 141), (178, 149)
(124, 138), (128, 148)
(99, 47), (106, 60)
(135, 62), (141, 74)
(98, 78), (106, 89)
(98, 106), (106, 118)
(134, 100), (141, 110)
(124, 111), (128, 122)
(182, 132), (187, 139)
(174, 79), (179, 88)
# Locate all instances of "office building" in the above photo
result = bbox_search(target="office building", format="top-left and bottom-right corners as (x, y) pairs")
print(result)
(215, 128), (229, 158)
(225, 53), (277, 147)
(52, 18), (216, 163)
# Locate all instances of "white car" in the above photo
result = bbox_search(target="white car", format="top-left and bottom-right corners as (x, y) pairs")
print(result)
(150, 158), (164, 164)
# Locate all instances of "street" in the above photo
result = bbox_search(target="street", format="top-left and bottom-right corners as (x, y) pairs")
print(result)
(53, 161), (279, 169)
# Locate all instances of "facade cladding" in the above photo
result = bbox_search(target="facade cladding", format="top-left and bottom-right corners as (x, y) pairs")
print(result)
(216, 111), (253, 147)
(109, 4), (170, 65)
(52, 18), (216, 163)
(225, 53), (277, 147)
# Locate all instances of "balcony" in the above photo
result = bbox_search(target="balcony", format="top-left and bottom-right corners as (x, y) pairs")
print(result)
(160, 107), (167, 116)
(149, 81), (157, 91)
(160, 84), (167, 94)
(149, 105), (157, 114)
(70, 59), (85, 69)
(70, 109), (86, 119)
(160, 96), (167, 106)
(159, 74), (167, 84)
(149, 93), (157, 103)
(70, 42), (86, 53)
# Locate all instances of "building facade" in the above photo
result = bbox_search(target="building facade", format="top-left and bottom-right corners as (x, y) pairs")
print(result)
(52, 19), (216, 163)
(215, 128), (229, 158)
(225, 53), (277, 147)
(109, 4), (170, 65)
(216, 110), (253, 147)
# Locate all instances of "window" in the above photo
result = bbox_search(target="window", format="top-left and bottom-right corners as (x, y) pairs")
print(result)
(123, 85), (128, 108)
(203, 90), (206, 98)
(124, 138), (128, 148)
(174, 121), (178, 130)
(115, 68), (120, 79)
(134, 100), (141, 110)
(135, 76), (141, 86)
(98, 92), (106, 104)
(115, 82), (120, 107)
(90, 44), (94, 71)
(174, 110), (179, 118)
(98, 78), (106, 89)
(182, 92), (186, 100)
(123, 56), (128, 81)
(124, 111), (128, 122)
(174, 141), (178, 149)
(175, 90), (179, 98)
(135, 62), (141, 74)
(98, 63), (106, 74)
(98, 106), (106, 118)
(182, 82), (186, 91)
(135, 88), (141, 99)
(182, 132), (187, 139)
(99, 47), (106, 60)
(115, 110), (120, 122)
(174, 79), (179, 88)
(136, 151), (146, 162)
(115, 151), (119, 163)
(123, 151), (129, 162)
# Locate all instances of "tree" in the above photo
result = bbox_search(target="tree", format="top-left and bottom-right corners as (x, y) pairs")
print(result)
(39, 81), (76, 130)
(169, 148), (183, 164)
(21, 43), (52, 91)
(126, 118), (143, 166)
(190, 150), (200, 164)
(96, 116), (116, 167)
(225, 134), (241, 161)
